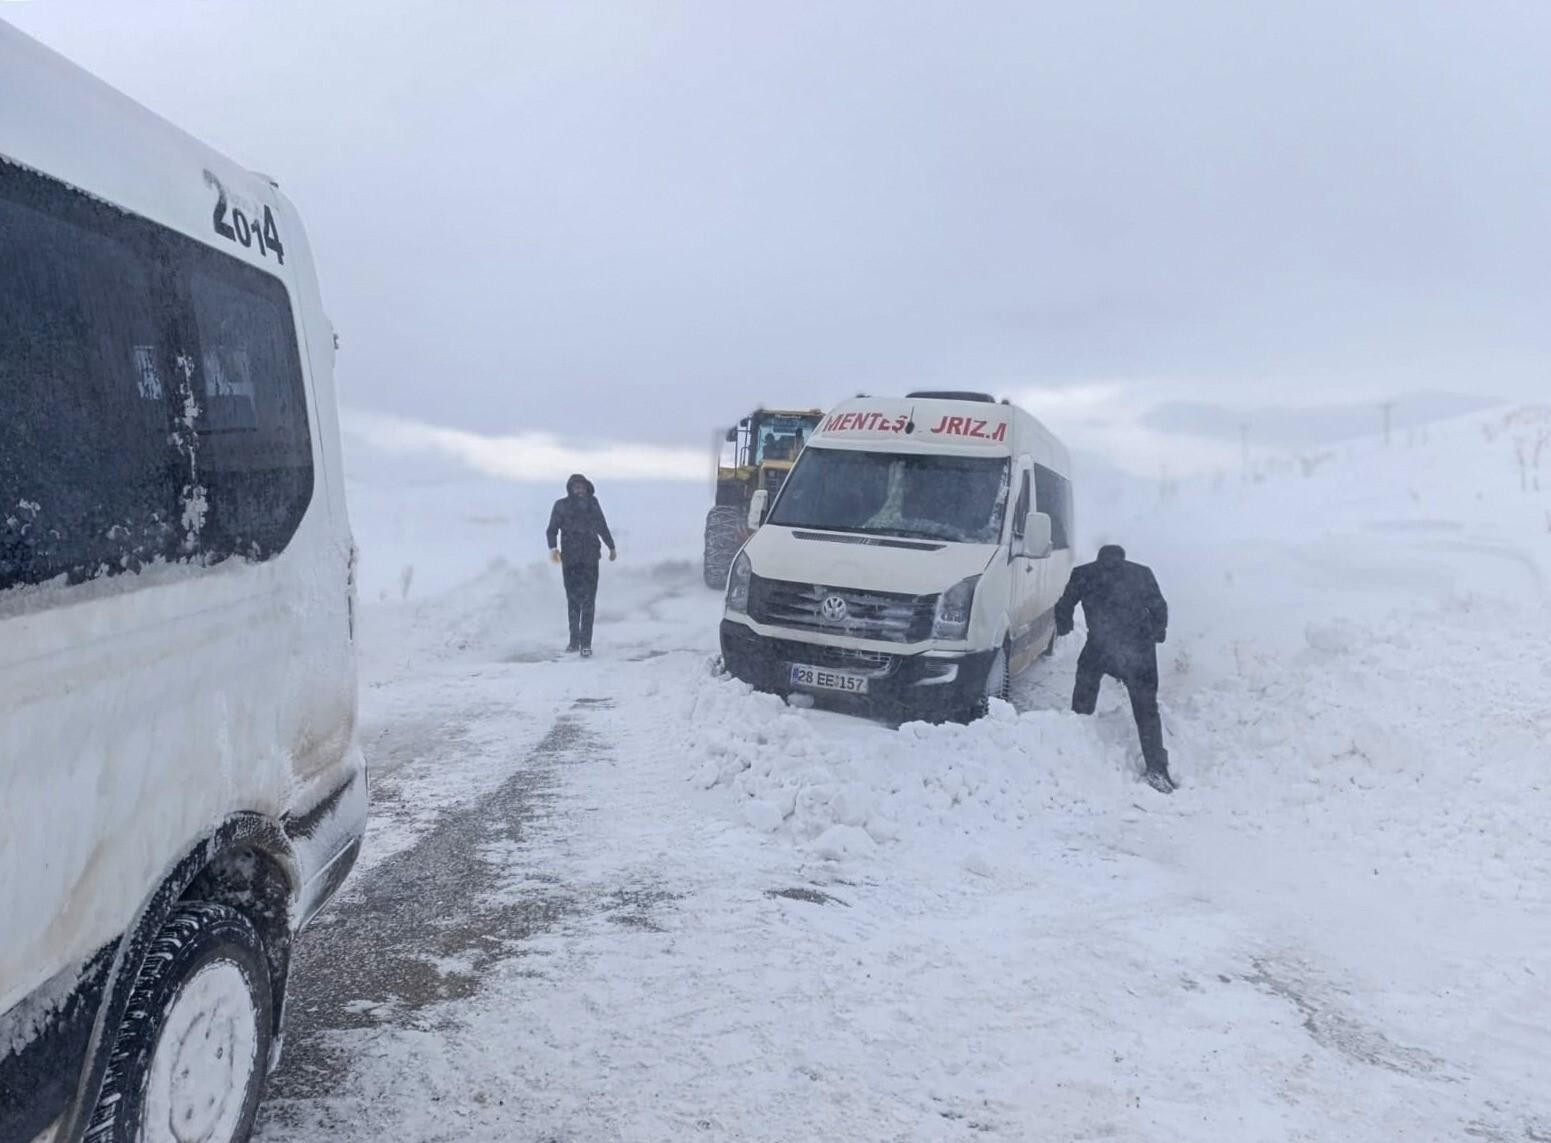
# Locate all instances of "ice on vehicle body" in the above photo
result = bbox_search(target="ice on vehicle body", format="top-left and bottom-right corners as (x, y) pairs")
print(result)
(1, 20), (364, 1143)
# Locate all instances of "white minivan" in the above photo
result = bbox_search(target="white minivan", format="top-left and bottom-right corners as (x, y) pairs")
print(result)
(720, 391), (1075, 722)
(1, 23), (366, 1143)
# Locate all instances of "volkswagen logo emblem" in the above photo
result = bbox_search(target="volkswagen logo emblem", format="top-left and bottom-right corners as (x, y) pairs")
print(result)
(819, 594), (849, 623)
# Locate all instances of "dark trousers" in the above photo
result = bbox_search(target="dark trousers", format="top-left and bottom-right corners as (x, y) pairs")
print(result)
(562, 559), (599, 648)
(1072, 644), (1168, 774)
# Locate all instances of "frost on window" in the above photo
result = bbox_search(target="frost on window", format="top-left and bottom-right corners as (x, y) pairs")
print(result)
(187, 266), (313, 561)
(0, 172), (183, 594)
(201, 346), (258, 432)
(133, 345), (164, 400)
(0, 158), (313, 607)
(769, 450), (1010, 545)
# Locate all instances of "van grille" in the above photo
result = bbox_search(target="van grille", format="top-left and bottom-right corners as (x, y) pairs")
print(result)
(758, 636), (899, 677)
(748, 576), (936, 643)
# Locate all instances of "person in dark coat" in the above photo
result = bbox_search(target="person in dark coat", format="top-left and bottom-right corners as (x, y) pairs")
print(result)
(1054, 544), (1175, 792)
(546, 474), (616, 656)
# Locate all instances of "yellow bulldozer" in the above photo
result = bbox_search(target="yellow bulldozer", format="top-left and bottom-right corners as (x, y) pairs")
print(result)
(704, 407), (824, 588)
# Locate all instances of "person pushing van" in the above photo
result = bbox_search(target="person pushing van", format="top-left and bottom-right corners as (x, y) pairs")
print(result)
(1054, 544), (1176, 793)
(547, 473), (617, 657)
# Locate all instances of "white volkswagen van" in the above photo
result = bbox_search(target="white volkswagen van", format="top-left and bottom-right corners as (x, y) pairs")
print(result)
(1, 23), (366, 1143)
(720, 392), (1075, 722)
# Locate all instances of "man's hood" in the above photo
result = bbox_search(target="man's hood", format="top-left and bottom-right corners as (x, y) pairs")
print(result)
(566, 473), (596, 497)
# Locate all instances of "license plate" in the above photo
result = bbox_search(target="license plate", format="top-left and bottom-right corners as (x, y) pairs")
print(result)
(789, 663), (869, 694)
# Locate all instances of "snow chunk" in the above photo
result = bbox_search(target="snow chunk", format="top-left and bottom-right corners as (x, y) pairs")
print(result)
(743, 798), (785, 833)
(810, 824), (877, 861)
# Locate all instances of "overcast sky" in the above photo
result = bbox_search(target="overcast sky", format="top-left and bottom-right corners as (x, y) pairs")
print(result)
(7, 0), (1549, 474)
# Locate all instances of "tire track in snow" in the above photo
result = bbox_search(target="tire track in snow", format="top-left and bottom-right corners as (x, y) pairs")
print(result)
(255, 713), (596, 1129)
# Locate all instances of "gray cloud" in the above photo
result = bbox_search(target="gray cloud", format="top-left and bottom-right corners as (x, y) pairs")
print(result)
(9, 0), (1549, 451)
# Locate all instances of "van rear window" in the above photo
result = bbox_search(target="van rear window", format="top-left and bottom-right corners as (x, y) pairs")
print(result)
(0, 160), (314, 601)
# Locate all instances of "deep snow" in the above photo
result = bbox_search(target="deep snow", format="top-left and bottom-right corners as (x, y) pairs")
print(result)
(256, 405), (1550, 1141)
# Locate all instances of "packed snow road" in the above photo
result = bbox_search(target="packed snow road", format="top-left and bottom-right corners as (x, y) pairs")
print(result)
(255, 413), (1549, 1142)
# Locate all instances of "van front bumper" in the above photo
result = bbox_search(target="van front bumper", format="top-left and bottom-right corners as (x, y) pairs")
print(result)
(719, 619), (997, 721)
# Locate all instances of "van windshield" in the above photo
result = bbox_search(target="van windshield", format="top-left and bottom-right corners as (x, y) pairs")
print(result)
(768, 448), (1010, 544)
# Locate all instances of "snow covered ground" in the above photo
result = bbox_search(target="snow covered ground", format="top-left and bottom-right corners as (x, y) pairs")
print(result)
(255, 405), (1551, 1141)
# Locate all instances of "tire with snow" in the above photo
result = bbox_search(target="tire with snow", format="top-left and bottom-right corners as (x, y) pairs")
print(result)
(953, 642), (1010, 724)
(86, 902), (273, 1143)
(703, 505), (745, 590)
(988, 641), (1012, 704)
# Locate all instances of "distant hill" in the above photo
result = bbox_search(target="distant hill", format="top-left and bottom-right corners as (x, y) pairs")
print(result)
(1141, 392), (1495, 450)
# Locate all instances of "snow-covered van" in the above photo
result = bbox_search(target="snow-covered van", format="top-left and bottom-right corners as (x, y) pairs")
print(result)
(721, 391), (1075, 722)
(1, 24), (365, 1143)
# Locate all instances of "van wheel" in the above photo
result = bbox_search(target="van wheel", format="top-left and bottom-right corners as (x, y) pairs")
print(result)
(987, 642), (1012, 703)
(86, 903), (273, 1143)
(955, 643), (1011, 724)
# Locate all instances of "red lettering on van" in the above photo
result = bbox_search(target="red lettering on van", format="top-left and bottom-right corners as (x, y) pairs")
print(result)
(924, 414), (1012, 441)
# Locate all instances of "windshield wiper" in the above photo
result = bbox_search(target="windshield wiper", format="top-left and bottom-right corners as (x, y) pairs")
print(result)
(768, 521), (871, 535)
(778, 521), (970, 543)
(882, 527), (960, 542)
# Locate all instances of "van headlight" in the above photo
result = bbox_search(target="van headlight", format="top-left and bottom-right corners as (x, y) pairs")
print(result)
(726, 551), (753, 613)
(932, 575), (979, 640)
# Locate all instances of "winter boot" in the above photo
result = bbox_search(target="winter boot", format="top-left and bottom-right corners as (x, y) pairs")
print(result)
(1143, 767), (1176, 794)
(580, 646), (593, 659)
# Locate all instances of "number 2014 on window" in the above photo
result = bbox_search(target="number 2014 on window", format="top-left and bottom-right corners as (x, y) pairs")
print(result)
(203, 170), (285, 265)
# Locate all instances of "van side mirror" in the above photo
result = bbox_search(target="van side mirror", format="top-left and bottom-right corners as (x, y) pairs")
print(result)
(725, 427), (738, 443)
(1017, 511), (1053, 559)
(747, 489), (770, 531)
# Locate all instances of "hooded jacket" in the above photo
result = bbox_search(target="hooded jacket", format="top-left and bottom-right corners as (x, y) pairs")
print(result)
(1054, 544), (1168, 672)
(546, 473), (615, 564)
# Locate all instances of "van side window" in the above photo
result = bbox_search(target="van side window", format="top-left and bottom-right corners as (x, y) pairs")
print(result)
(188, 265), (314, 562)
(0, 162), (314, 602)
(1011, 470), (1031, 539)
(0, 177), (185, 591)
(1034, 463), (1073, 550)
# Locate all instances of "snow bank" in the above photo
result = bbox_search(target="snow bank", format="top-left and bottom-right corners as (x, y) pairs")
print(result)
(679, 405), (1551, 904)
(683, 677), (1140, 858)
(251, 401), (1551, 1141)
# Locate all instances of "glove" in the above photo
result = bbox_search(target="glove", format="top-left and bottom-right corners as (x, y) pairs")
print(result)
(609, 549), (618, 562)
(549, 549), (562, 565)
(1055, 620), (1073, 637)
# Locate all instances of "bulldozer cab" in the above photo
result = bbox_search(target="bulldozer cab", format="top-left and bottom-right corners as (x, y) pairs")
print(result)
(705, 407), (823, 587)
(715, 409), (823, 506)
